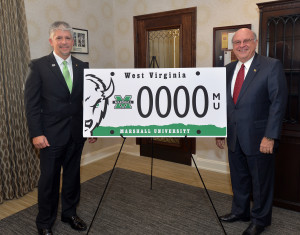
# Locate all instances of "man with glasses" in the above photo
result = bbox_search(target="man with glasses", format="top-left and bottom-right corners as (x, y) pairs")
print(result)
(216, 28), (287, 235)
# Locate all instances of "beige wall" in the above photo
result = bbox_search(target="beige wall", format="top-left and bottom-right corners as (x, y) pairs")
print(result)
(24, 0), (115, 67)
(24, 0), (277, 172)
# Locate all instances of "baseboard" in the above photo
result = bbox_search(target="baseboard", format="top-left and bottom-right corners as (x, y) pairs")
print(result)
(81, 145), (119, 166)
(81, 144), (230, 175)
(192, 156), (230, 174)
(81, 143), (140, 166)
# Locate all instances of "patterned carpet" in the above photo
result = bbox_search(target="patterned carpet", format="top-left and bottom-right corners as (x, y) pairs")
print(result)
(0, 168), (299, 234)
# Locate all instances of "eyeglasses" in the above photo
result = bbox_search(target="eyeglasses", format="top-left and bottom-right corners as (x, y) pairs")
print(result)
(232, 38), (255, 46)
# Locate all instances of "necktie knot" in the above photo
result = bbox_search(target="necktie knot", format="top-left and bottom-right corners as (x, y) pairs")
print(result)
(62, 61), (72, 93)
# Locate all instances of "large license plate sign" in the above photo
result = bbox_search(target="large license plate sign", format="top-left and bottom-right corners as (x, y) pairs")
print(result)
(83, 68), (226, 137)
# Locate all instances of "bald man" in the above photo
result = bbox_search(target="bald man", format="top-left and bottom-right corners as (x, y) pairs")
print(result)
(216, 28), (287, 235)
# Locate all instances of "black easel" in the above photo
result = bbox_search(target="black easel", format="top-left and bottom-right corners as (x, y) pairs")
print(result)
(151, 137), (154, 190)
(87, 135), (127, 234)
(149, 56), (159, 68)
(87, 134), (226, 235)
(149, 56), (157, 190)
(184, 136), (227, 235)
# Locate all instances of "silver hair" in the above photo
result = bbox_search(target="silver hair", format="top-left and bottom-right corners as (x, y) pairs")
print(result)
(49, 21), (73, 39)
(232, 28), (257, 43)
(252, 31), (257, 41)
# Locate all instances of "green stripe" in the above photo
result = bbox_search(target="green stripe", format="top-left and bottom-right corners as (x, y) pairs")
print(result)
(91, 124), (226, 137)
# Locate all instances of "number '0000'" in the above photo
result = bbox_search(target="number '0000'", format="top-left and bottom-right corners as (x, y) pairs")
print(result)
(137, 86), (208, 118)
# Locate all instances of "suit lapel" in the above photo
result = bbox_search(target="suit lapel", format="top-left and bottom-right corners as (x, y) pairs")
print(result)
(236, 53), (260, 104)
(48, 53), (70, 93)
(227, 61), (237, 107)
(71, 56), (80, 96)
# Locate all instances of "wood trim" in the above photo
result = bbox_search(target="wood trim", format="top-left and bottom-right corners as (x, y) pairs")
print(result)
(134, 7), (197, 21)
(212, 24), (251, 67)
(257, 0), (300, 11)
(134, 7), (196, 68)
(133, 7), (197, 164)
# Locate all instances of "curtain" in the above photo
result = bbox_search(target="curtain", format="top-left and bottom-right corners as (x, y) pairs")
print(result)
(0, 0), (40, 203)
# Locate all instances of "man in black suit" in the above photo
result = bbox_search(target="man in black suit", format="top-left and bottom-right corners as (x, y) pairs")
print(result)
(216, 28), (287, 235)
(25, 21), (96, 235)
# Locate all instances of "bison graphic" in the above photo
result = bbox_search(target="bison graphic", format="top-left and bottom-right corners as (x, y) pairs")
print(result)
(84, 74), (115, 135)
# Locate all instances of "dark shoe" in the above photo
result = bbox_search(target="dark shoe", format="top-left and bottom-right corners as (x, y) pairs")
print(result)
(242, 223), (265, 235)
(61, 215), (87, 231)
(219, 213), (250, 222)
(38, 228), (53, 235)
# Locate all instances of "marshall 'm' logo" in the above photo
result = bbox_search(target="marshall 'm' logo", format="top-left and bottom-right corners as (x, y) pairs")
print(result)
(113, 95), (134, 109)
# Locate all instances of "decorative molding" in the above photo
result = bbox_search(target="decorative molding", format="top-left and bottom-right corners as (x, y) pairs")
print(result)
(81, 144), (140, 166)
(81, 144), (119, 166)
(81, 144), (230, 175)
(257, 0), (300, 12)
(192, 155), (230, 174)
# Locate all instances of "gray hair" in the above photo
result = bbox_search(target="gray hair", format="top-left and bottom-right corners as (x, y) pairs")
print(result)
(232, 28), (257, 43)
(252, 31), (257, 41)
(49, 21), (73, 39)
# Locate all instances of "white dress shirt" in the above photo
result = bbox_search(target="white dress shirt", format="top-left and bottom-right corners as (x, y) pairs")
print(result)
(53, 51), (73, 81)
(231, 55), (254, 97)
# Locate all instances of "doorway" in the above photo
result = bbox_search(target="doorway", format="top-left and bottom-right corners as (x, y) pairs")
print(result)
(134, 7), (197, 165)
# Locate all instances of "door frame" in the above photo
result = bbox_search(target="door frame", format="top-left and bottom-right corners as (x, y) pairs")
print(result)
(134, 7), (197, 68)
(133, 7), (197, 165)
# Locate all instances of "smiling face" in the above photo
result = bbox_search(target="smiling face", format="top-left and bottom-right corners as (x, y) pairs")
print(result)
(232, 28), (258, 63)
(49, 29), (74, 60)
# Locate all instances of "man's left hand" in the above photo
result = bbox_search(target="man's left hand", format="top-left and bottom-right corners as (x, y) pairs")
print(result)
(88, 138), (97, 143)
(260, 137), (274, 154)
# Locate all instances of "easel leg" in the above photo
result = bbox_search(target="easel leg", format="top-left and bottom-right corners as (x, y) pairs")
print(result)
(185, 136), (227, 235)
(87, 135), (127, 235)
(151, 137), (154, 190)
(191, 155), (227, 235)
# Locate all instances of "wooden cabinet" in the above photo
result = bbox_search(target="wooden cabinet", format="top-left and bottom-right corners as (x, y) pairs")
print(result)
(257, 0), (300, 211)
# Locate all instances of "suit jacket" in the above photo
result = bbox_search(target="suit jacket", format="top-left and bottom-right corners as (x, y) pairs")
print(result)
(226, 53), (287, 155)
(25, 52), (88, 146)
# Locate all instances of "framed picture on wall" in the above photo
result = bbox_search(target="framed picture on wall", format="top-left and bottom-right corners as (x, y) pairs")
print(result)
(213, 24), (251, 67)
(71, 28), (89, 54)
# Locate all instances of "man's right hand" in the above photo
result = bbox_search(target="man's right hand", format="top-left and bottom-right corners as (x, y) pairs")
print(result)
(32, 135), (50, 149)
(216, 138), (225, 149)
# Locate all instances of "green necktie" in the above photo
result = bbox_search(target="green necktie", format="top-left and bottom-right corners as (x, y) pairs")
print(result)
(62, 61), (72, 93)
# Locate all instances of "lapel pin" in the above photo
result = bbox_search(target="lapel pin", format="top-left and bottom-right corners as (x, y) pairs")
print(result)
(52, 64), (56, 67)
(254, 69), (257, 72)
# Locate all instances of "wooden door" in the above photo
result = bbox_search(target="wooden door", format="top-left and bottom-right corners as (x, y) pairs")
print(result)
(134, 7), (197, 165)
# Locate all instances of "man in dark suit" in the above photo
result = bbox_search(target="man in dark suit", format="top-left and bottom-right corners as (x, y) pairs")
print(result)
(216, 28), (287, 235)
(25, 21), (96, 235)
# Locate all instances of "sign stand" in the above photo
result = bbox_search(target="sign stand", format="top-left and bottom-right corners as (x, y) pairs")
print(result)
(87, 135), (127, 234)
(184, 136), (227, 235)
(150, 138), (154, 190)
(87, 135), (227, 235)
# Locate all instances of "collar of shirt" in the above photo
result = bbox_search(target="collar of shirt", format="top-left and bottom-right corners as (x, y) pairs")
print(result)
(53, 51), (73, 81)
(231, 55), (255, 96)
